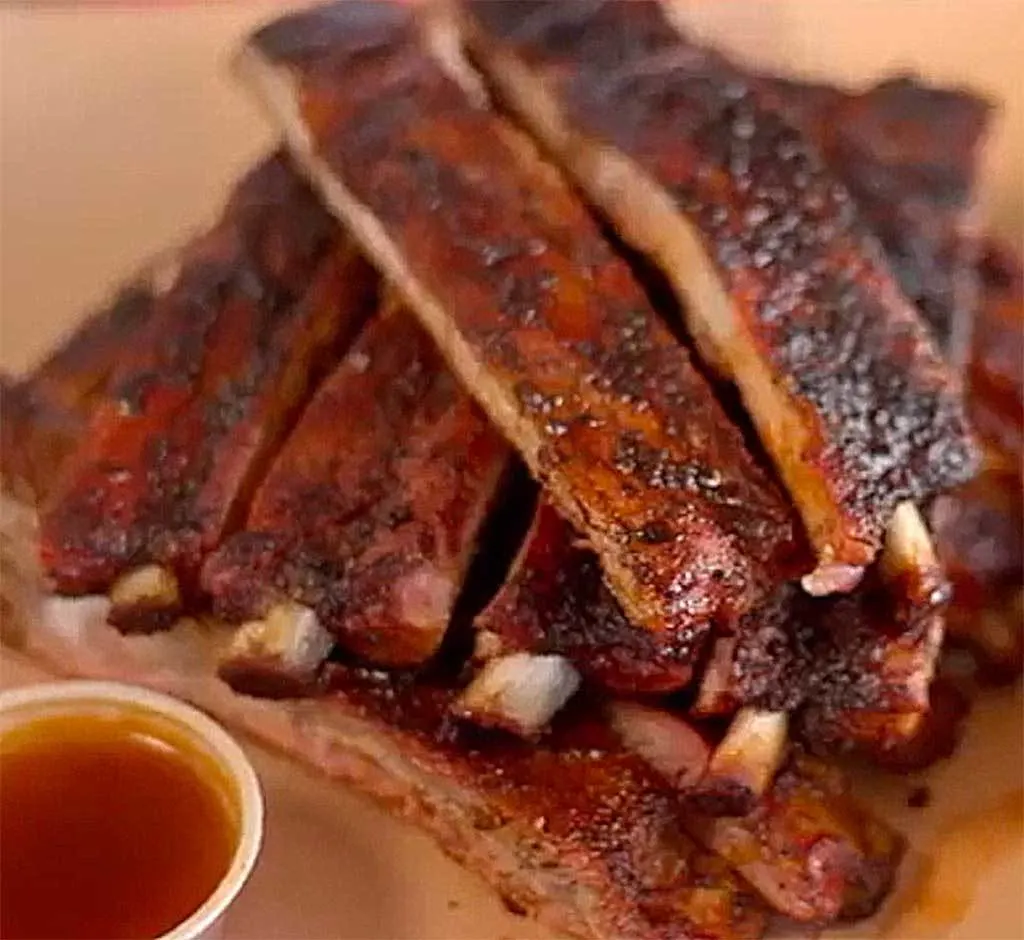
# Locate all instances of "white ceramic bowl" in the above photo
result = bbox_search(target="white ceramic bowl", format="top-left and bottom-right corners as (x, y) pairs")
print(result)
(0, 680), (264, 940)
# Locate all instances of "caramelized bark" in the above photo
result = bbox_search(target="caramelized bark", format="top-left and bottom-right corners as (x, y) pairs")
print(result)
(475, 501), (695, 693)
(759, 75), (991, 366)
(203, 309), (511, 669)
(40, 156), (372, 629)
(241, 3), (802, 657)
(459, 0), (977, 586)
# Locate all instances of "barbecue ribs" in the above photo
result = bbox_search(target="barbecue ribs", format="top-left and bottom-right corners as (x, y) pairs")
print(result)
(458, 0), (978, 593)
(40, 155), (374, 631)
(239, 3), (803, 663)
(203, 304), (511, 687)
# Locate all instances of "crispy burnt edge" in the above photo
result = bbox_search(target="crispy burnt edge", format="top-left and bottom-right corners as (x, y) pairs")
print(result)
(39, 155), (371, 630)
(457, 0), (978, 590)
(203, 307), (513, 683)
(239, 1), (804, 658)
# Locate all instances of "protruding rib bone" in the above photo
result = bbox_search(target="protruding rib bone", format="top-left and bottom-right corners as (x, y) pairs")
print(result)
(106, 564), (182, 633)
(218, 601), (334, 699)
(695, 709), (789, 817)
(454, 652), (581, 737)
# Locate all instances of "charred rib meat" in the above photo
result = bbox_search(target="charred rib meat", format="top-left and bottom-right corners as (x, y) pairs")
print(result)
(240, 4), (802, 659)
(203, 307), (511, 683)
(472, 500), (696, 695)
(758, 75), (991, 366)
(40, 155), (373, 631)
(458, 0), (977, 591)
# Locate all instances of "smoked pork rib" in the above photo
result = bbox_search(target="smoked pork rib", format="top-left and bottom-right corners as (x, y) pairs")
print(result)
(458, 0), (978, 592)
(40, 155), (375, 631)
(759, 75), (991, 367)
(202, 307), (512, 684)
(240, 3), (802, 656)
(472, 500), (694, 694)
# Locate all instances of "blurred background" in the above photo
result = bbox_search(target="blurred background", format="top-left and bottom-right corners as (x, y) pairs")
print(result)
(2, 1), (1021, 374)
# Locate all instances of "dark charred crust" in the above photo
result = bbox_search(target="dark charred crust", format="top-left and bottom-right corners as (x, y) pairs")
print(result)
(476, 502), (695, 694)
(462, 0), (979, 560)
(28, 285), (157, 411)
(321, 663), (768, 939)
(682, 779), (758, 819)
(759, 75), (992, 365)
(253, 1), (412, 67)
(728, 578), (939, 720)
(203, 311), (511, 668)
(40, 156), (372, 608)
(249, 8), (802, 645)
(2, 285), (160, 502)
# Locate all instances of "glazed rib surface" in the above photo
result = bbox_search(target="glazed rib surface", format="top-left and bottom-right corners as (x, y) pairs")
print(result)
(459, 0), (977, 589)
(474, 500), (695, 693)
(203, 307), (511, 672)
(241, 3), (801, 656)
(40, 156), (371, 629)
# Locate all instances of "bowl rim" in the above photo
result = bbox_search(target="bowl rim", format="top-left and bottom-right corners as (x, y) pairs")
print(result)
(0, 678), (265, 940)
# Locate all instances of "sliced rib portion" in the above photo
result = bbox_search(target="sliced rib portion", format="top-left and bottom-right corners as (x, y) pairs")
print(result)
(472, 500), (696, 694)
(40, 155), (373, 631)
(239, 3), (802, 656)
(458, 0), (978, 591)
(606, 703), (902, 921)
(757, 75), (992, 366)
(203, 307), (511, 682)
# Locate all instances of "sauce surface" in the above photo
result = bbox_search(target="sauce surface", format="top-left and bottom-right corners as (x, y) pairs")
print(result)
(0, 708), (239, 940)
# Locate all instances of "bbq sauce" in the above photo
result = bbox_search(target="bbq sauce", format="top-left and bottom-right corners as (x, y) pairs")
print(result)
(0, 709), (240, 940)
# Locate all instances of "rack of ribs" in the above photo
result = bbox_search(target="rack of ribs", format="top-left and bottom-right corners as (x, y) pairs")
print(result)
(238, 4), (805, 666)
(203, 303), (512, 691)
(39, 155), (376, 632)
(457, 0), (977, 594)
